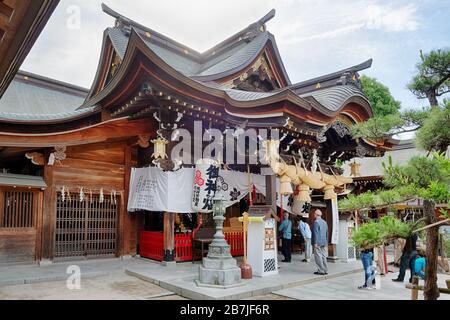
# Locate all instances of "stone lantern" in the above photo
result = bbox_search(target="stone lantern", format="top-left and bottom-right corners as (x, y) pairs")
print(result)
(196, 195), (243, 288)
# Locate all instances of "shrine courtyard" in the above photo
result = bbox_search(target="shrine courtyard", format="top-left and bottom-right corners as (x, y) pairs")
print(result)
(1, 253), (448, 300)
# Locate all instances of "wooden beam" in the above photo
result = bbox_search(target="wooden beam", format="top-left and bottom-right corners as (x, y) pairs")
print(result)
(0, 118), (155, 148)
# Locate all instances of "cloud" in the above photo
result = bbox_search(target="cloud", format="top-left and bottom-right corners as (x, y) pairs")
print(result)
(275, 1), (420, 46)
(365, 3), (419, 32)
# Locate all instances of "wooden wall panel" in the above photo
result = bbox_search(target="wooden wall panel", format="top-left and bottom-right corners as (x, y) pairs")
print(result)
(0, 229), (36, 263)
(40, 141), (140, 260)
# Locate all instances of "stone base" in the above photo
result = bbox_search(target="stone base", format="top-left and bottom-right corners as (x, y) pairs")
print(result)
(195, 279), (245, 289)
(39, 259), (53, 267)
(197, 261), (243, 288)
(327, 256), (339, 263)
(161, 261), (177, 267)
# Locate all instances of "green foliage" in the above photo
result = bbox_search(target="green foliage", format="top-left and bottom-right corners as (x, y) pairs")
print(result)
(351, 216), (414, 249)
(416, 100), (450, 153)
(360, 75), (402, 117)
(438, 207), (450, 220)
(351, 114), (405, 141)
(408, 49), (450, 105)
(377, 189), (403, 205)
(383, 156), (449, 189)
(378, 216), (412, 239)
(334, 159), (344, 168)
(444, 238), (450, 257)
(419, 181), (450, 202)
(351, 221), (382, 249)
(341, 153), (449, 213)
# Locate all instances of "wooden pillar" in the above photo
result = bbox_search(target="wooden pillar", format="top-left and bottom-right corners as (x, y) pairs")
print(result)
(411, 276), (419, 300)
(265, 174), (277, 214)
(121, 144), (137, 257)
(325, 199), (338, 261)
(163, 212), (175, 262)
(41, 163), (56, 262)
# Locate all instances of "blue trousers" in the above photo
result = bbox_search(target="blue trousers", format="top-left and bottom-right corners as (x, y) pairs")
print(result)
(361, 251), (374, 285)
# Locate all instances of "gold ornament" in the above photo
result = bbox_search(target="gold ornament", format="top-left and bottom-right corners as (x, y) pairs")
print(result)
(350, 162), (362, 177)
(151, 138), (169, 159)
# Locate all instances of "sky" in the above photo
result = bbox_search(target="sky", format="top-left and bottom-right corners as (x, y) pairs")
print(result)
(21, 0), (450, 111)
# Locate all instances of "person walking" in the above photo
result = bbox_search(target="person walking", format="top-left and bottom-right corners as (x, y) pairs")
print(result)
(392, 233), (418, 283)
(278, 212), (292, 262)
(311, 210), (328, 275)
(299, 217), (312, 262)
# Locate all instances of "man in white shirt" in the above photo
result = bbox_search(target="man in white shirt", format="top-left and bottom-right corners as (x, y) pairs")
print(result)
(299, 217), (312, 262)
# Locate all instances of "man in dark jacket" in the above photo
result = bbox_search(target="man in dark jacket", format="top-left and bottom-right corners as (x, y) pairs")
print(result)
(392, 233), (418, 283)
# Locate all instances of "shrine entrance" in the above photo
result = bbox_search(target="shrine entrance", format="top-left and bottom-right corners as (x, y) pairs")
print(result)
(55, 194), (119, 259)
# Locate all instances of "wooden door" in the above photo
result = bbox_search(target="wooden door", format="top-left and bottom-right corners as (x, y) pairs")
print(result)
(0, 189), (40, 264)
(55, 193), (118, 259)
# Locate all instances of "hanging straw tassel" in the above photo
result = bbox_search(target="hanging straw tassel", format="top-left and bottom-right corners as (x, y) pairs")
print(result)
(323, 184), (337, 200)
(280, 174), (293, 195)
(297, 184), (312, 202)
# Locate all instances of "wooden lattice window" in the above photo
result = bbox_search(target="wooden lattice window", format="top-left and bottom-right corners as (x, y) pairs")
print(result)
(1, 190), (35, 228)
(55, 194), (119, 258)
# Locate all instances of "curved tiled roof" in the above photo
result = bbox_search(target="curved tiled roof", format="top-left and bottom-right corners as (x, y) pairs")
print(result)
(300, 85), (369, 112)
(224, 88), (278, 101)
(0, 71), (96, 123)
(0, 106), (98, 123)
(108, 26), (272, 80)
(195, 33), (269, 77)
(101, 4), (290, 84)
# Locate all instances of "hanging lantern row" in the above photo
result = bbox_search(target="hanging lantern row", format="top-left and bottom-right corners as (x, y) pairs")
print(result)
(59, 186), (117, 205)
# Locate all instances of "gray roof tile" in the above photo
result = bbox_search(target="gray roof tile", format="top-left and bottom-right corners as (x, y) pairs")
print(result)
(300, 85), (367, 111)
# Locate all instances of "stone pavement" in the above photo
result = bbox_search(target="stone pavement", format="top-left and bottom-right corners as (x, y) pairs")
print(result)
(125, 253), (365, 300)
(0, 257), (135, 286)
(0, 254), (448, 300)
(0, 271), (186, 300)
(274, 266), (450, 300)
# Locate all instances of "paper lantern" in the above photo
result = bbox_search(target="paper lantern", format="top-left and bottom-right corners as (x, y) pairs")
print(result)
(151, 138), (169, 159)
(323, 184), (337, 200)
(279, 174), (293, 195)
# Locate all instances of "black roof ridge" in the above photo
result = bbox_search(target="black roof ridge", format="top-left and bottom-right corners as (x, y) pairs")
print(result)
(289, 59), (373, 90)
(101, 3), (276, 63)
(15, 70), (89, 97)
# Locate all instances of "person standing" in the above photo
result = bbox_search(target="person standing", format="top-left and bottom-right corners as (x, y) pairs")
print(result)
(311, 210), (328, 275)
(299, 217), (312, 262)
(392, 233), (418, 283)
(358, 248), (375, 290)
(278, 212), (292, 262)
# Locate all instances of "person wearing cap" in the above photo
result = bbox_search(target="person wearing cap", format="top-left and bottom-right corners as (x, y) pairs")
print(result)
(311, 209), (328, 275)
